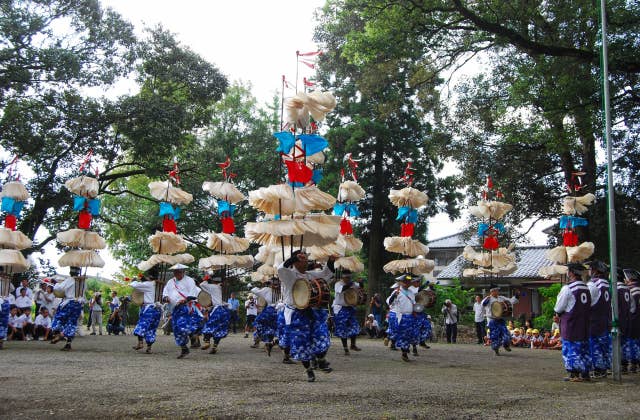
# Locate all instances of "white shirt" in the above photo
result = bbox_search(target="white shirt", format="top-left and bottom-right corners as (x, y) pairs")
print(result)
(245, 299), (258, 316)
(15, 285), (33, 299)
(332, 280), (359, 312)
(482, 295), (519, 320)
(43, 291), (56, 310)
(277, 262), (334, 307)
(35, 314), (51, 328)
(15, 295), (33, 309)
(554, 281), (596, 314)
(199, 282), (224, 307)
(53, 277), (76, 306)
(162, 275), (200, 305)
(473, 301), (485, 322)
(111, 296), (121, 308)
(587, 277), (608, 306)
(9, 314), (26, 328)
(442, 303), (458, 324)
(392, 288), (415, 323)
(130, 280), (156, 305)
(251, 287), (273, 306)
(34, 288), (48, 306)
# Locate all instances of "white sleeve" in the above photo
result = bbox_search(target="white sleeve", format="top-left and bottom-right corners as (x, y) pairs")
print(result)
(251, 287), (269, 301)
(508, 295), (519, 305)
(335, 282), (344, 294)
(162, 281), (171, 298)
(553, 286), (571, 314)
(131, 281), (154, 293)
(277, 263), (297, 289)
(587, 283), (600, 307)
(481, 296), (491, 306)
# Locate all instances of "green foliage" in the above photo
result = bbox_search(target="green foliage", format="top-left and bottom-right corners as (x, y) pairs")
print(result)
(533, 283), (562, 330)
(425, 279), (475, 324)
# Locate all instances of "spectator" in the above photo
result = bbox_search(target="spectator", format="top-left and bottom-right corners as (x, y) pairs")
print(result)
(107, 308), (125, 335)
(15, 287), (33, 312)
(227, 292), (239, 334)
(364, 314), (380, 338)
(523, 328), (533, 347)
(108, 291), (120, 313)
(14, 278), (33, 300)
(43, 284), (56, 314)
(244, 294), (258, 338)
(89, 292), (103, 336)
(22, 307), (34, 340)
(547, 329), (562, 350)
(530, 329), (544, 349)
(369, 293), (383, 327)
(34, 308), (52, 340)
(34, 282), (48, 314)
(441, 299), (458, 343)
(473, 295), (486, 345)
(551, 314), (560, 334)
(511, 328), (525, 347)
(7, 306), (25, 340)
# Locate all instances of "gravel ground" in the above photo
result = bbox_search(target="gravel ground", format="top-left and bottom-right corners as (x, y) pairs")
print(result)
(1, 332), (639, 419)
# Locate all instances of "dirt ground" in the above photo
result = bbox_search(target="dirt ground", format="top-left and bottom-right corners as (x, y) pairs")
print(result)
(1, 331), (639, 419)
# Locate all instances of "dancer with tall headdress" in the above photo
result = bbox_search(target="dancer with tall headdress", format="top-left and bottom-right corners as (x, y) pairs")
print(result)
(199, 158), (253, 354)
(0, 158), (32, 349)
(382, 163), (434, 360)
(52, 151), (106, 350)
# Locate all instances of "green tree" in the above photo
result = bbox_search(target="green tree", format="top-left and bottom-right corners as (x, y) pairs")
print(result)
(533, 283), (561, 330)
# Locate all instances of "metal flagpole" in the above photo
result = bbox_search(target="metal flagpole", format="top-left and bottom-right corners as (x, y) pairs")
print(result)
(598, 0), (620, 382)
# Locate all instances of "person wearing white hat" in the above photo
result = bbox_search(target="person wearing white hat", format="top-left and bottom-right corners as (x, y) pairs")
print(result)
(332, 269), (361, 355)
(162, 264), (202, 359)
(481, 284), (519, 356)
(49, 267), (85, 351)
(251, 278), (278, 356)
(277, 250), (335, 382)
(199, 275), (231, 355)
(387, 274), (417, 362)
(130, 268), (163, 354)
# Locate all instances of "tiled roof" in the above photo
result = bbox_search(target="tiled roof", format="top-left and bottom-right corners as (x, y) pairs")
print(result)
(437, 246), (553, 280)
(428, 231), (479, 248)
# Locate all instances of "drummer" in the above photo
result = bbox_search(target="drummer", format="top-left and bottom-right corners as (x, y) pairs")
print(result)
(481, 284), (519, 356)
(162, 264), (203, 359)
(251, 278), (278, 356)
(0, 282), (14, 349)
(199, 274), (231, 355)
(386, 274), (416, 362)
(409, 278), (433, 354)
(332, 269), (362, 355)
(50, 266), (85, 351)
(277, 250), (335, 382)
(130, 266), (163, 354)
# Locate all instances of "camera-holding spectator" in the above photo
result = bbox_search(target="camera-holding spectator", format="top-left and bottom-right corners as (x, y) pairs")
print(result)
(34, 281), (48, 314)
(34, 308), (52, 340)
(441, 299), (458, 343)
(227, 292), (239, 334)
(364, 314), (380, 338)
(89, 292), (103, 336)
(244, 294), (258, 339)
(369, 293), (382, 327)
(107, 307), (125, 335)
(107, 291), (120, 313)
(473, 295), (486, 345)
(43, 284), (56, 314)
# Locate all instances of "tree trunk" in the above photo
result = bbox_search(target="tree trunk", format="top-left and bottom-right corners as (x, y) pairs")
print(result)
(367, 135), (386, 297)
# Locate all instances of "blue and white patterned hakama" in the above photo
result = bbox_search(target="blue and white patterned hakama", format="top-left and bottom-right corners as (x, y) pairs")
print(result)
(277, 309), (291, 349)
(289, 309), (315, 361)
(386, 312), (398, 342)
(488, 319), (511, 350)
(51, 300), (82, 339)
(334, 306), (360, 338)
(0, 301), (9, 340)
(133, 305), (162, 345)
(415, 312), (432, 342)
(254, 306), (278, 342)
(394, 314), (416, 351)
(589, 332), (612, 371)
(202, 305), (230, 339)
(562, 340), (591, 373)
(622, 336), (640, 363)
(310, 308), (331, 355)
(172, 304), (204, 347)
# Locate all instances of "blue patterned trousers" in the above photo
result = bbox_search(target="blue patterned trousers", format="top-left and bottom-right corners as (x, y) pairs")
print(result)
(395, 314), (416, 351)
(386, 312), (398, 342)
(255, 306), (278, 343)
(622, 336), (640, 363)
(0, 301), (9, 340)
(562, 340), (591, 374)
(488, 319), (511, 350)
(310, 308), (331, 355)
(334, 306), (360, 338)
(51, 300), (82, 340)
(415, 312), (431, 342)
(202, 306), (230, 340)
(589, 333), (612, 371)
(289, 309), (320, 361)
(277, 309), (290, 349)
(172, 304), (203, 347)
(133, 305), (162, 345)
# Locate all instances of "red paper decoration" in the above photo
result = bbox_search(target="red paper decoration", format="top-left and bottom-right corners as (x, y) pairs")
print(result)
(285, 161), (313, 184)
(221, 217), (235, 234)
(78, 210), (92, 229)
(162, 217), (177, 233)
(400, 223), (415, 238)
(340, 218), (353, 235)
(483, 235), (499, 250)
(563, 230), (579, 247)
(4, 214), (16, 230)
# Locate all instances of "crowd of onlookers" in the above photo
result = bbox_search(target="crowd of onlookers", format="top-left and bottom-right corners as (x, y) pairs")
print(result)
(482, 316), (563, 350)
(4, 278), (127, 341)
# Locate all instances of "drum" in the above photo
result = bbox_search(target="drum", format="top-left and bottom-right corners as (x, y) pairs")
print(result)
(413, 303), (425, 312)
(256, 295), (267, 310)
(197, 290), (212, 308)
(292, 278), (330, 309)
(491, 300), (513, 318)
(343, 288), (367, 306)
(415, 290), (436, 308)
(131, 290), (144, 306)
